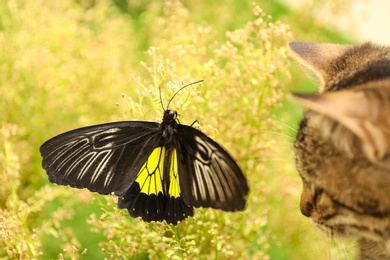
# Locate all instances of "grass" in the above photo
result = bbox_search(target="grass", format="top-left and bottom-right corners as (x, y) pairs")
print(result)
(1, 0), (357, 259)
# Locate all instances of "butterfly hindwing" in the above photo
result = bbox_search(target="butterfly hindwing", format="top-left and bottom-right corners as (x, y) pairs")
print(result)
(118, 146), (194, 225)
(174, 125), (249, 211)
(40, 121), (161, 195)
(118, 147), (167, 222)
(163, 147), (194, 224)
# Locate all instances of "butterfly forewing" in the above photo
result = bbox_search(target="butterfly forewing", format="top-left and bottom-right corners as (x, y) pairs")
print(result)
(174, 125), (249, 211)
(40, 121), (161, 195)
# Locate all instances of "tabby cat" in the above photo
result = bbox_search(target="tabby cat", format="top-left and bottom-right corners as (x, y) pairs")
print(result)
(290, 41), (390, 259)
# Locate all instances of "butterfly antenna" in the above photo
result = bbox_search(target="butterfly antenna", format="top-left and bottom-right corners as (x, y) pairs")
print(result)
(159, 85), (165, 111)
(166, 80), (204, 109)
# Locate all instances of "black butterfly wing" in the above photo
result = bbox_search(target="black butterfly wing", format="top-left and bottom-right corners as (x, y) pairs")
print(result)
(40, 121), (161, 196)
(174, 125), (249, 211)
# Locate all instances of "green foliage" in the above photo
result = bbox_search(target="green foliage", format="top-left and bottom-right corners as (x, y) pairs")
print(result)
(0, 0), (357, 259)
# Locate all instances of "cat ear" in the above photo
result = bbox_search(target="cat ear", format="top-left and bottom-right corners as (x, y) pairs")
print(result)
(289, 42), (352, 83)
(291, 91), (387, 162)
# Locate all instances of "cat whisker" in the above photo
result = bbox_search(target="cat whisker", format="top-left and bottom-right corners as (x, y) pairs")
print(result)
(263, 130), (294, 142)
(268, 118), (298, 133)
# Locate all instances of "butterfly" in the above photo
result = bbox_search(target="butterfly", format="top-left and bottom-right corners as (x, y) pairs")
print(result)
(40, 81), (249, 225)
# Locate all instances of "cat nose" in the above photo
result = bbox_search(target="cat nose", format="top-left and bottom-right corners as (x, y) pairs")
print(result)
(300, 184), (314, 217)
(300, 201), (313, 217)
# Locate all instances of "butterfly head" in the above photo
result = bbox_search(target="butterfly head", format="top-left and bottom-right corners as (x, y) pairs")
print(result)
(163, 109), (178, 124)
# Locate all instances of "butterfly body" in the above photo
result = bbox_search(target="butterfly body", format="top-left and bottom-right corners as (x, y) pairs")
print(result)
(41, 109), (248, 225)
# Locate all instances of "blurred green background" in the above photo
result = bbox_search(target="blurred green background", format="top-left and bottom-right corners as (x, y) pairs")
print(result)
(0, 0), (362, 259)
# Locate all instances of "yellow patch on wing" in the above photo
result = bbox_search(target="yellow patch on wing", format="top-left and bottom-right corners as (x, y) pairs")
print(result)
(136, 147), (164, 195)
(168, 149), (181, 198)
